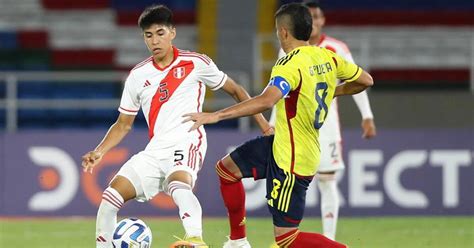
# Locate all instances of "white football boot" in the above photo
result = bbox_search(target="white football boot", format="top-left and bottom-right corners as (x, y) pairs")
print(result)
(223, 237), (251, 248)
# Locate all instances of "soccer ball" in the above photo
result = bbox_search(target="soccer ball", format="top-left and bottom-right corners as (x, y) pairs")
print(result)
(112, 217), (152, 248)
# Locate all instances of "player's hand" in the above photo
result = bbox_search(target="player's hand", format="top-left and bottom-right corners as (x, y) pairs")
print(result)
(81, 150), (104, 174)
(361, 118), (376, 139)
(182, 112), (219, 131)
(263, 126), (274, 136)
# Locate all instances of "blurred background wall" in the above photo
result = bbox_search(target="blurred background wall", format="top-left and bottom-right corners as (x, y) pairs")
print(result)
(0, 0), (472, 131)
(0, 0), (472, 217)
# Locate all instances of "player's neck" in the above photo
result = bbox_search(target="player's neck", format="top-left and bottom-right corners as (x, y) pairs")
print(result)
(153, 47), (175, 69)
(309, 33), (323, 46)
(283, 40), (310, 53)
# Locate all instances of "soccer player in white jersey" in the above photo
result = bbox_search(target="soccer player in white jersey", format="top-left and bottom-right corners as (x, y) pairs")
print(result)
(81, 5), (272, 248)
(269, 0), (377, 241)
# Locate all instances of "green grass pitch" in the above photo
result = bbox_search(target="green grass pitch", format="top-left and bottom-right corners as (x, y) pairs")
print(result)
(1, 216), (472, 247)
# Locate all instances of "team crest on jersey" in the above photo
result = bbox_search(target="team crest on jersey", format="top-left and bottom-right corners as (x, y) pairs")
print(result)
(173, 67), (186, 79)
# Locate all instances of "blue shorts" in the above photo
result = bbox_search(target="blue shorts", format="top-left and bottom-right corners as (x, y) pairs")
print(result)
(229, 135), (313, 227)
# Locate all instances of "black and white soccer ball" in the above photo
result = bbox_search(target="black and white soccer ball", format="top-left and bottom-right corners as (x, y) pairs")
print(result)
(112, 217), (152, 248)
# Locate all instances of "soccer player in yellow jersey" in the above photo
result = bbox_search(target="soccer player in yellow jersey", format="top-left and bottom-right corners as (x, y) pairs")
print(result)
(184, 3), (373, 248)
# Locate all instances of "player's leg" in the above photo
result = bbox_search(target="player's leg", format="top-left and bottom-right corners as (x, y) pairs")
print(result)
(165, 140), (208, 246)
(317, 171), (339, 240)
(267, 160), (348, 248)
(317, 140), (345, 240)
(96, 152), (158, 248)
(166, 170), (204, 240)
(218, 155), (247, 242)
(219, 135), (273, 247)
(96, 175), (136, 248)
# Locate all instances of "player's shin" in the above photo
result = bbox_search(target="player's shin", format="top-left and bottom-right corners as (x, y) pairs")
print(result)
(168, 181), (203, 238)
(96, 187), (124, 248)
(317, 174), (339, 240)
(216, 160), (247, 240)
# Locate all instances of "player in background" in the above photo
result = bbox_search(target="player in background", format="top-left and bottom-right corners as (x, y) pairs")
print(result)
(183, 3), (373, 248)
(269, 0), (377, 241)
(81, 5), (272, 248)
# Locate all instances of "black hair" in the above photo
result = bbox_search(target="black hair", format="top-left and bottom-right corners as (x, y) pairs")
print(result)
(275, 3), (312, 41)
(302, 0), (323, 11)
(138, 4), (174, 30)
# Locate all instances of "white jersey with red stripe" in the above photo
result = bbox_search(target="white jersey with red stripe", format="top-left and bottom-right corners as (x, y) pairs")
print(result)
(119, 47), (227, 153)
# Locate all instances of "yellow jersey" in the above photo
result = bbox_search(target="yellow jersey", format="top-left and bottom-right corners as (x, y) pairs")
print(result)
(270, 46), (362, 176)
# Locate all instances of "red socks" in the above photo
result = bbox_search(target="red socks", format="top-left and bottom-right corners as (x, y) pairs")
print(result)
(216, 161), (246, 240)
(276, 229), (347, 248)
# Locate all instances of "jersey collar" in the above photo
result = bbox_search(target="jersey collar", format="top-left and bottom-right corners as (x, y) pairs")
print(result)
(316, 34), (326, 46)
(152, 46), (179, 71)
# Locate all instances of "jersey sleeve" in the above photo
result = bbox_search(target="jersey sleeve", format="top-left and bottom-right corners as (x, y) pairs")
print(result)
(118, 73), (140, 115)
(195, 57), (228, 91)
(332, 51), (362, 83)
(338, 48), (355, 64)
(268, 61), (300, 98)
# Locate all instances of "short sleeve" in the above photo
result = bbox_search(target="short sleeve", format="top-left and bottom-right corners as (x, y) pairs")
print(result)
(339, 49), (355, 64)
(332, 52), (362, 83)
(269, 62), (300, 91)
(118, 73), (140, 115)
(195, 57), (227, 91)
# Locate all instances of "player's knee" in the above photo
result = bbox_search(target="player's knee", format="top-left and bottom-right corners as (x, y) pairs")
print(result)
(109, 175), (137, 201)
(316, 172), (336, 182)
(101, 187), (125, 209)
(215, 160), (240, 184)
(273, 226), (299, 241)
(166, 180), (192, 196)
(167, 170), (194, 186)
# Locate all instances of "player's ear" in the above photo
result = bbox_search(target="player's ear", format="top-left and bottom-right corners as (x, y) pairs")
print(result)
(282, 27), (289, 40)
(170, 26), (176, 40)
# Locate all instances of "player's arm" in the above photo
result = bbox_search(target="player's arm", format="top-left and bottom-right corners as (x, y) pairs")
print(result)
(268, 48), (288, 126)
(220, 77), (273, 134)
(183, 85), (283, 131)
(334, 69), (373, 97)
(82, 113), (135, 173)
(351, 91), (377, 139)
(336, 48), (376, 138)
(82, 71), (139, 173)
(335, 73), (376, 138)
(329, 49), (374, 97)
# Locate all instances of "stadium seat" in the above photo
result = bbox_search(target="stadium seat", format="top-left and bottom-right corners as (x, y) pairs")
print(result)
(0, 109), (5, 128)
(110, 0), (165, 11)
(41, 0), (109, 9)
(86, 109), (118, 127)
(18, 109), (53, 128)
(17, 30), (48, 49)
(51, 49), (115, 69)
(18, 81), (53, 99)
(0, 81), (5, 98)
(0, 49), (51, 70)
(0, 31), (18, 49)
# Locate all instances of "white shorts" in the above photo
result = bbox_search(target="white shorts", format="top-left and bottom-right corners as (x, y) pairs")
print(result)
(317, 139), (345, 173)
(114, 137), (207, 202)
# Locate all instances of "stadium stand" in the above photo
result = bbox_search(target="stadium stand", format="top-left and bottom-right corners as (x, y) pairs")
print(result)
(0, 0), (472, 129)
(0, 0), (197, 129)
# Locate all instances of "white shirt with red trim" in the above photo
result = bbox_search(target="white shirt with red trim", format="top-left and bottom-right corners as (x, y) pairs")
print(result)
(119, 47), (227, 151)
(274, 34), (373, 142)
